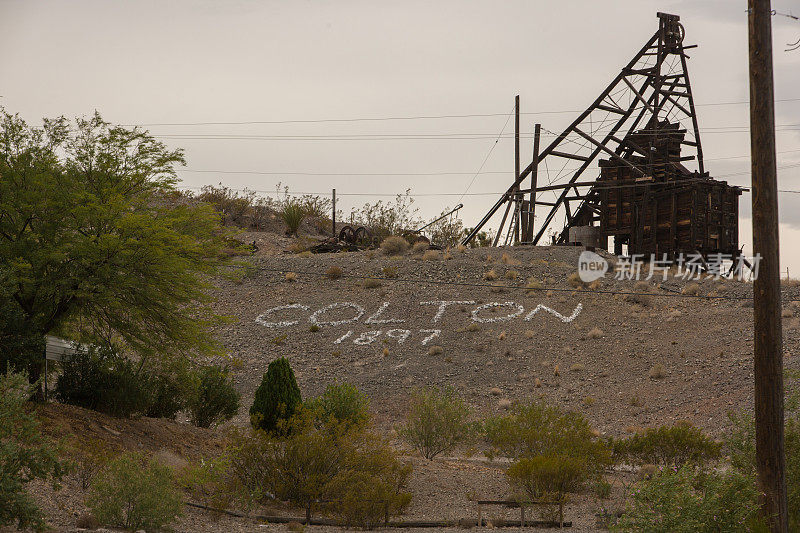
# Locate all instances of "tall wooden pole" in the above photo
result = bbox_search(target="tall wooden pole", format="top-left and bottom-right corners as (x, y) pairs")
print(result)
(513, 95), (521, 243)
(748, 1), (787, 530)
(332, 188), (336, 238)
(527, 123), (541, 242)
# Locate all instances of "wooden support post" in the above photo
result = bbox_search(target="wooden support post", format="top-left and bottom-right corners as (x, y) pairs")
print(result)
(520, 504), (525, 527)
(332, 189), (336, 238)
(477, 503), (482, 528)
(305, 502), (312, 524)
(527, 123), (541, 242)
(749, 0), (788, 530)
(513, 95), (521, 244)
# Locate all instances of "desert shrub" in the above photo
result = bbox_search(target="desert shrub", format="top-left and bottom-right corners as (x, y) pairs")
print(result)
(307, 382), (370, 428)
(422, 249), (440, 261)
(196, 184), (254, 226)
(350, 190), (421, 241)
(70, 437), (114, 491)
(412, 240), (429, 254)
(398, 386), (475, 460)
(229, 418), (411, 527)
(506, 454), (589, 502)
(484, 269), (498, 281)
(567, 272), (584, 288)
(281, 201), (306, 236)
(463, 227), (494, 248)
(363, 277), (382, 289)
(55, 348), (150, 418)
(485, 401), (610, 468)
(380, 236), (410, 256)
(613, 423), (721, 468)
(187, 364), (240, 428)
(325, 266), (343, 280)
(0, 371), (67, 532)
(285, 271), (298, 282)
(179, 455), (235, 510)
(250, 357), (302, 433)
(683, 282), (701, 296)
(614, 466), (762, 532)
(648, 363), (666, 380)
(144, 358), (194, 419)
(382, 265), (398, 278)
(88, 452), (182, 530)
(505, 269), (519, 280)
(326, 431), (413, 528)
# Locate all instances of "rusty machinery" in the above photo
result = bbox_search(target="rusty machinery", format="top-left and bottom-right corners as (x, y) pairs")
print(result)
(463, 12), (742, 261)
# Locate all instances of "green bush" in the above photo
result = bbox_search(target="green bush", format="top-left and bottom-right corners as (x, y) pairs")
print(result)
(179, 455), (235, 510)
(613, 423), (721, 468)
(506, 454), (589, 502)
(398, 386), (475, 460)
(55, 348), (150, 418)
(614, 466), (763, 532)
(307, 382), (370, 427)
(88, 452), (182, 530)
(250, 357), (302, 433)
(229, 416), (412, 527)
(0, 371), (67, 532)
(144, 358), (194, 419)
(281, 202), (306, 236)
(187, 364), (240, 428)
(485, 401), (610, 467)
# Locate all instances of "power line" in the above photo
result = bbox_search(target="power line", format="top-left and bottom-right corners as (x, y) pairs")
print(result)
(123, 98), (800, 127)
(175, 148), (800, 177)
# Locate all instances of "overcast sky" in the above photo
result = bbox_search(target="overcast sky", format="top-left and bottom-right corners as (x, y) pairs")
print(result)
(2, 0), (799, 273)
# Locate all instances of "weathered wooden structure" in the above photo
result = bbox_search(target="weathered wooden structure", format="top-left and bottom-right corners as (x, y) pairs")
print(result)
(463, 12), (742, 260)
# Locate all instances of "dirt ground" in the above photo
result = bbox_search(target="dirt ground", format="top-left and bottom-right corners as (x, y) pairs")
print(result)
(15, 234), (800, 532)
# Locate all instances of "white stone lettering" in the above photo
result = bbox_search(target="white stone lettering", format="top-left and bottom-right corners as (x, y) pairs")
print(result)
(471, 301), (525, 323)
(420, 300), (476, 323)
(255, 303), (310, 328)
(385, 329), (412, 344)
(334, 330), (354, 344)
(353, 330), (383, 345)
(309, 302), (365, 327)
(420, 329), (441, 345)
(365, 302), (405, 324)
(524, 303), (583, 323)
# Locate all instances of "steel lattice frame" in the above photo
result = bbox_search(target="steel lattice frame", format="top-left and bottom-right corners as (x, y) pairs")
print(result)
(463, 12), (705, 247)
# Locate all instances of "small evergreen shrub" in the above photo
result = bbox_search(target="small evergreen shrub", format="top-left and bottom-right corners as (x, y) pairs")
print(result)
(88, 452), (182, 531)
(250, 357), (302, 433)
(187, 364), (241, 428)
(398, 386), (475, 460)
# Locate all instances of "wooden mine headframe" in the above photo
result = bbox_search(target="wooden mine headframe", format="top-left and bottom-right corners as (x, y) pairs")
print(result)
(463, 12), (742, 259)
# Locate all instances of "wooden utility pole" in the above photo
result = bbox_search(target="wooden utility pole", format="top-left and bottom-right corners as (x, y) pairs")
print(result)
(513, 94), (521, 243)
(332, 188), (336, 238)
(526, 123), (541, 242)
(748, 1), (788, 530)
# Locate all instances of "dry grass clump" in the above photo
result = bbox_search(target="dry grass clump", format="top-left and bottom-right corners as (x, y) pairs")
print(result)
(582, 396), (595, 406)
(325, 266), (343, 280)
(553, 364), (561, 376)
(498, 331), (506, 340)
(363, 278), (382, 289)
(570, 363), (585, 372)
(422, 249), (440, 261)
(501, 253), (520, 266)
(534, 378), (542, 388)
(381, 235), (410, 256)
(382, 265), (398, 278)
(285, 272), (298, 282)
(525, 278), (543, 293)
(567, 272), (584, 288)
(648, 363), (666, 380)
(412, 240), (430, 254)
(624, 281), (652, 306)
(588, 279), (602, 290)
(682, 282), (701, 296)
(443, 248), (453, 260)
(427, 345), (444, 356)
(524, 329), (535, 339)
(383, 347), (390, 357)
(498, 398), (512, 410)
(782, 308), (794, 318)
(484, 269), (498, 281)
(485, 254), (495, 263)
(505, 270), (519, 280)
(782, 278), (800, 287)
(629, 396), (642, 407)
(456, 244), (467, 253)
(466, 323), (480, 332)
(489, 387), (502, 396)
(586, 327), (604, 339)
